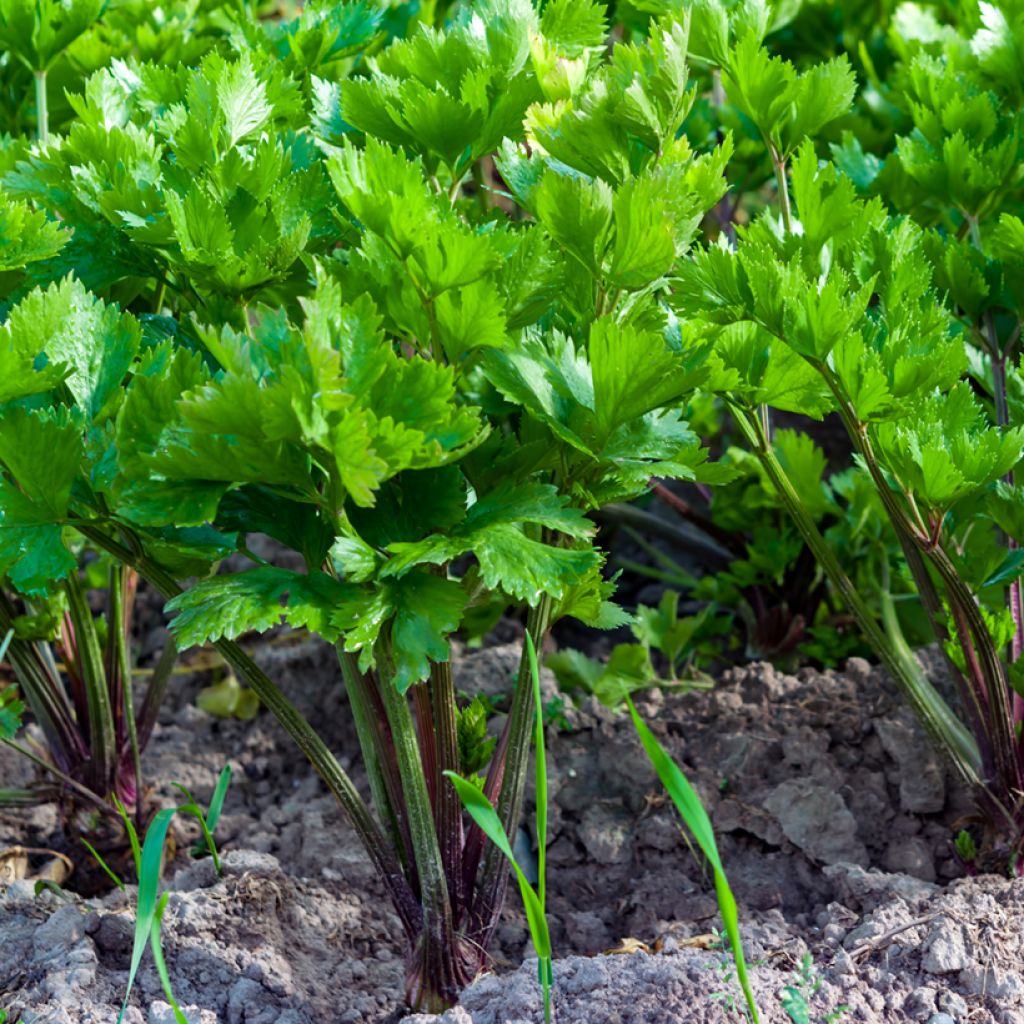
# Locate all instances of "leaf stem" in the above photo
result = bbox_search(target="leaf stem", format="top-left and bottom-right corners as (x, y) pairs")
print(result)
(812, 365), (1019, 798)
(0, 592), (83, 769)
(214, 634), (423, 939)
(430, 659), (464, 919)
(0, 737), (119, 818)
(928, 542), (1021, 801)
(966, 215), (1023, 677)
(65, 572), (116, 798)
(817, 366), (950, 643)
(34, 70), (48, 144)
(376, 638), (466, 1010)
(768, 144), (792, 233)
(338, 647), (417, 886)
(134, 638), (176, 753)
(731, 403), (981, 781)
(110, 565), (145, 831)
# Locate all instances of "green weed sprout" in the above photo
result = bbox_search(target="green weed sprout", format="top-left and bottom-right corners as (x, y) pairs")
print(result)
(445, 632), (553, 1023)
(626, 697), (759, 1023)
(781, 953), (849, 1024)
(83, 766), (232, 1024)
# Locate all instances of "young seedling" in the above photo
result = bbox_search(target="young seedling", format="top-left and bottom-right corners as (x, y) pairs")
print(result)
(707, 936), (742, 1015)
(627, 697), (759, 1022)
(445, 632), (553, 1023)
(780, 953), (849, 1024)
(83, 766), (231, 1024)
(547, 592), (725, 707)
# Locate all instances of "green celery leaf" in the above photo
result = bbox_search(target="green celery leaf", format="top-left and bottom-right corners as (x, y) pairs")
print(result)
(0, 406), (83, 593)
(0, 683), (25, 740)
(871, 384), (1024, 512)
(0, 405), (83, 522)
(167, 567), (359, 647)
(114, 346), (227, 527)
(533, 170), (613, 276)
(590, 318), (707, 445)
(382, 572), (466, 693)
(0, 193), (68, 272)
(215, 486), (336, 571)
(12, 277), (142, 423)
(383, 482), (597, 605)
(774, 430), (830, 521)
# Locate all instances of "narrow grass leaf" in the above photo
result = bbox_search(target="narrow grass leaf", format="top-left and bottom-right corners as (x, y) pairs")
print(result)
(527, 632), (547, 906)
(117, 807), (177, 1024)
(526, 631), (553, 1023)
(172, 764), (231, 873)
(444, 771), (551, 958)
(206, 765), (232, 832)
(33, 879), (67, 899)
(626, 696), (759, 1023)
(80, 837), (125, 891)
(112, 795), (143, 875)
(150, 893), (189, 1024)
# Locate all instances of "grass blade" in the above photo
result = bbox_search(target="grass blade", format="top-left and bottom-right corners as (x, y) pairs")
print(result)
(527, 634), (546, 907)
(626, 696), (759, 1023)
(117, 807), (177, 1024)
(112, 795), (143, 875)
(205, 765), (232, 833)
(526, 632), (553, 1023)
(150, 892), (189, 1024)
(83, 766), (233, 1023)
(172, 766), (231, 875)
(444, 771), (551, 958)
(79, 837), (125, 892)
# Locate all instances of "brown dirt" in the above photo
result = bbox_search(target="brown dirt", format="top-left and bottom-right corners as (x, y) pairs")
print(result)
(1, 632), (1021, 1023)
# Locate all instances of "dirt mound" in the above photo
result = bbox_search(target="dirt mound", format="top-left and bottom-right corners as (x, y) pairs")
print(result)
(0, 638), (1017, 1023)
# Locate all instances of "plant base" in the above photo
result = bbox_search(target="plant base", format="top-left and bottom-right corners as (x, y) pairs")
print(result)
(404, 931), (481, 1013)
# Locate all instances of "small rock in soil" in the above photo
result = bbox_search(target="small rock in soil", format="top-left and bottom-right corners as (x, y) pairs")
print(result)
(875, 712), (947, 813)
(149, 1001), (217, 1024)
(922, 918), (971, 974)
(762, 780), (868, 865)
(576, 805), (633, 865)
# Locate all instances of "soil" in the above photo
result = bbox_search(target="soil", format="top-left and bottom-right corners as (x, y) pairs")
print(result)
(2, 630), (1023, 1024)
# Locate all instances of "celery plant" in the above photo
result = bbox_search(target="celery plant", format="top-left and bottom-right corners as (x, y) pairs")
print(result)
(83, 766), (232, 1024)
(677, 4), (1024, 859)
(0, 4), (731, 1008)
